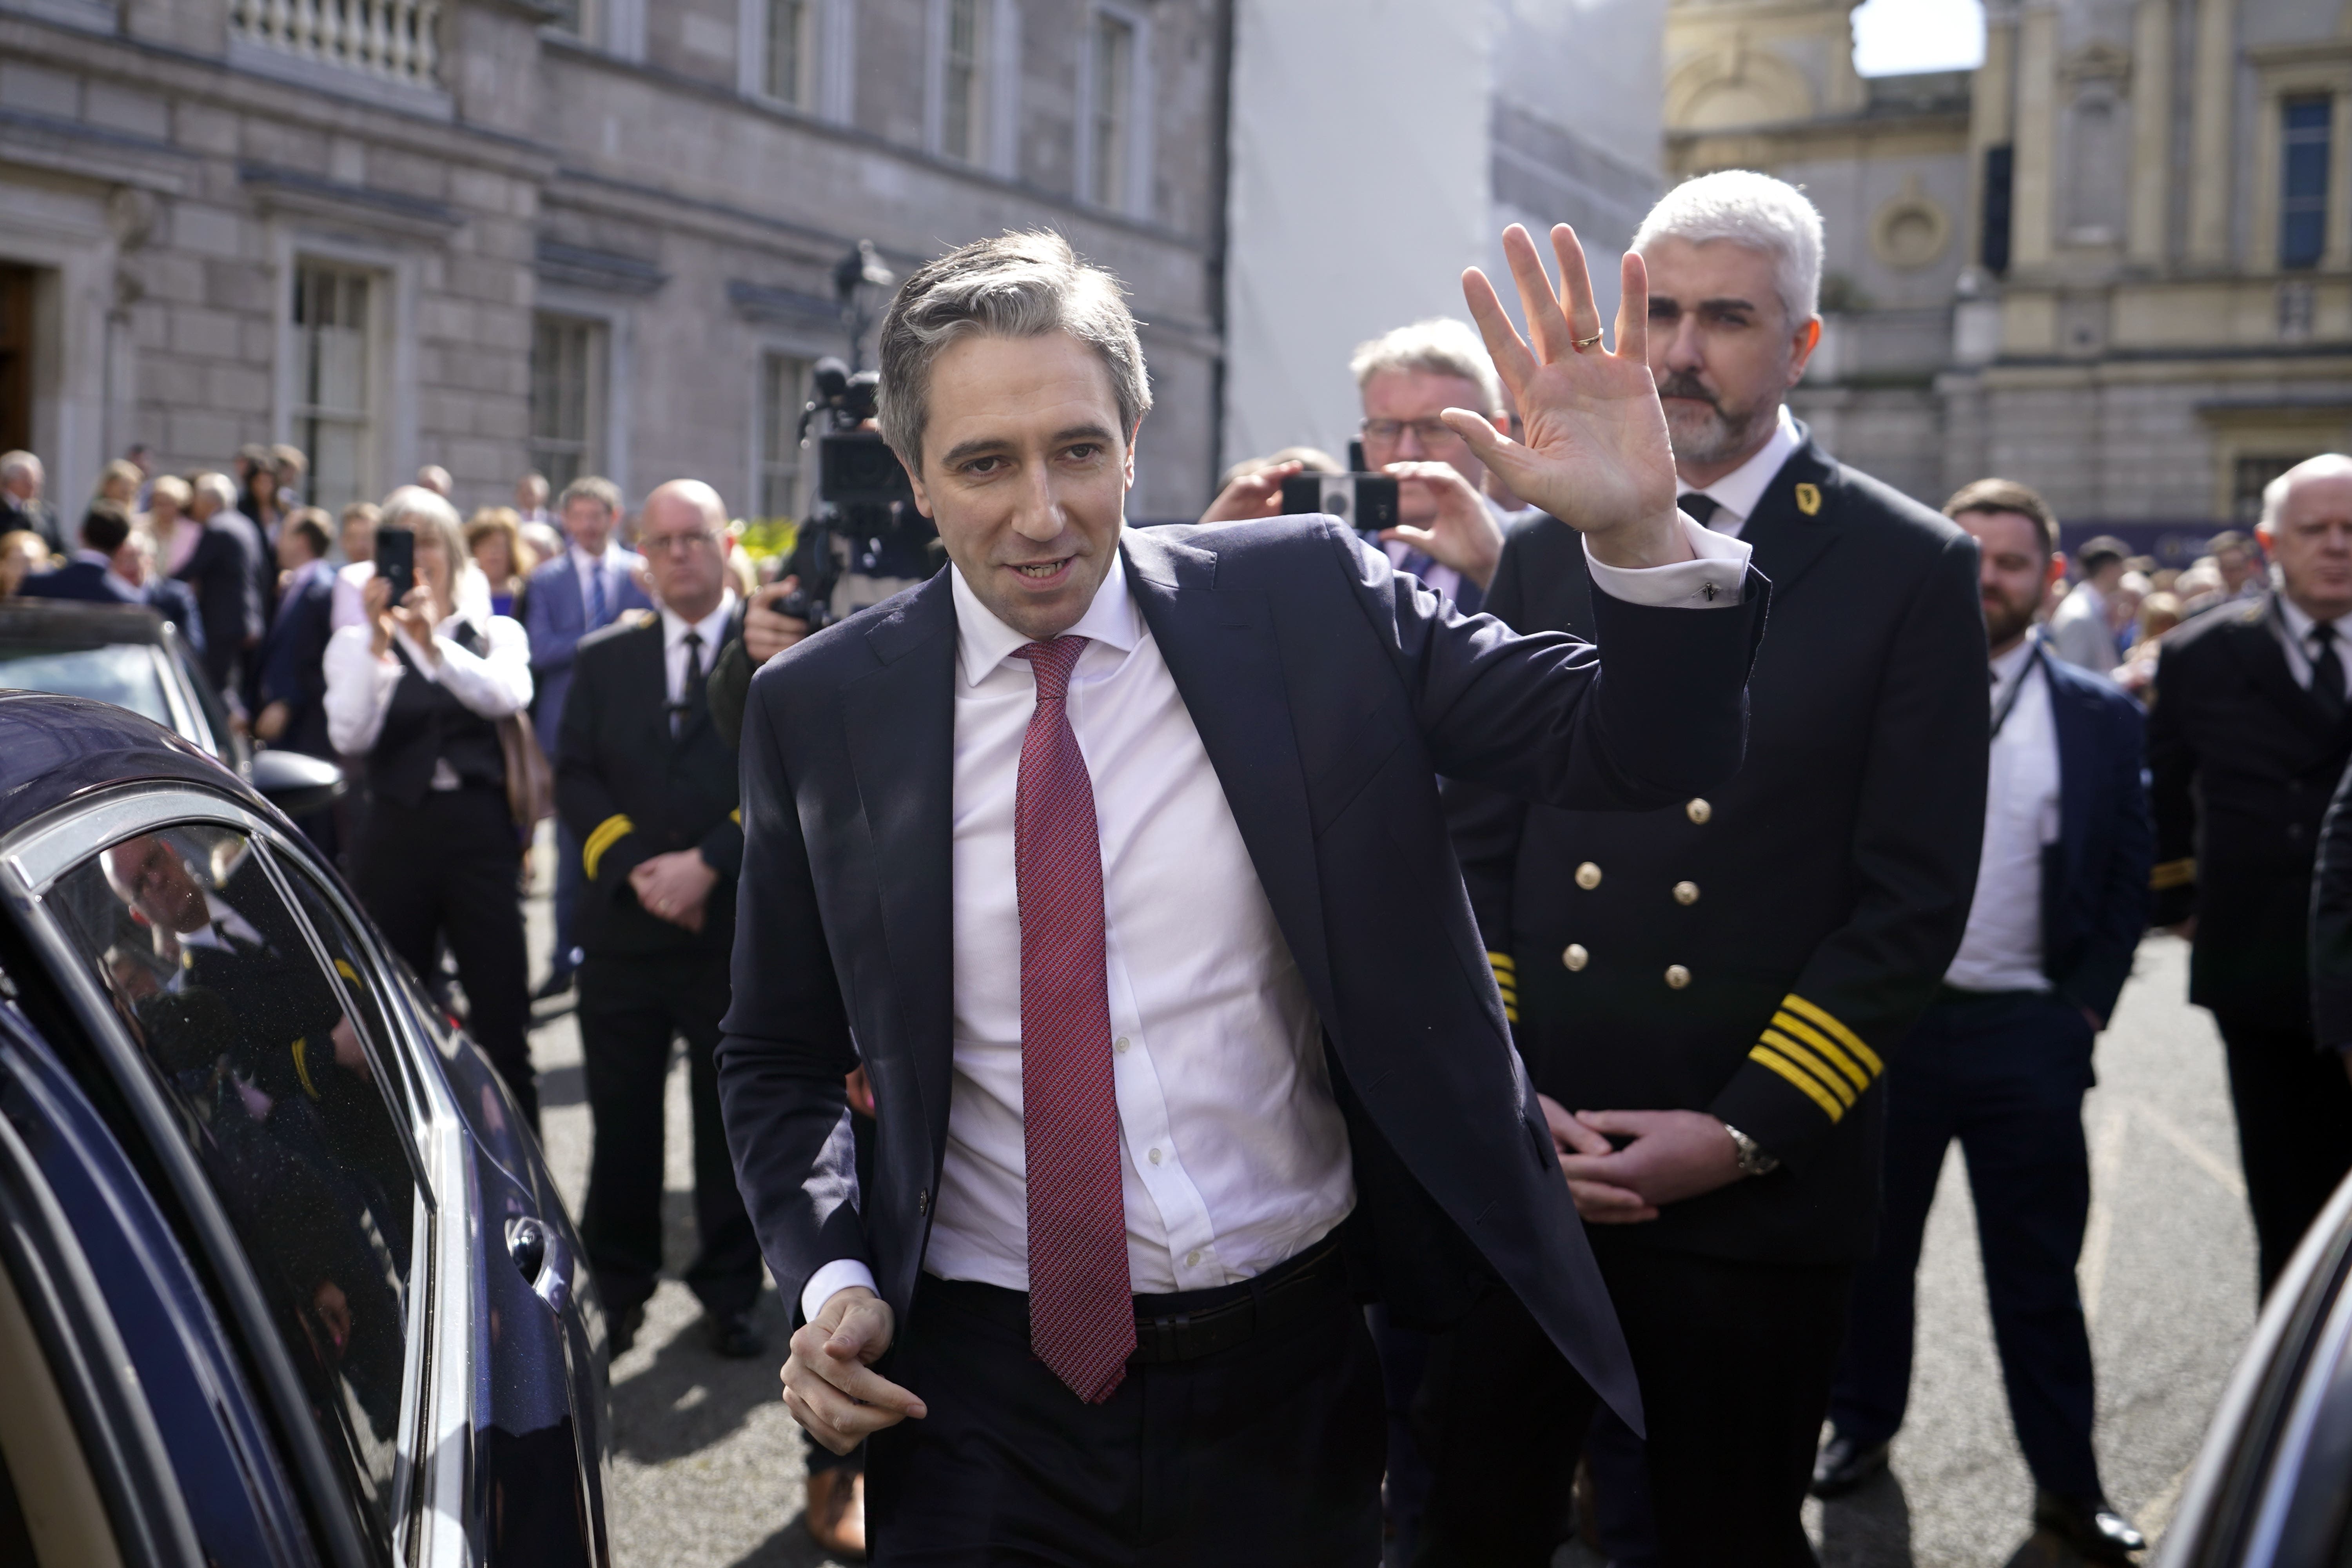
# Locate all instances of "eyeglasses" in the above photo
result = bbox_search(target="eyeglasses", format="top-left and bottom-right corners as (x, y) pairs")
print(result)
(641, 530), (720, 555)
(1359, 417), (1467, 450)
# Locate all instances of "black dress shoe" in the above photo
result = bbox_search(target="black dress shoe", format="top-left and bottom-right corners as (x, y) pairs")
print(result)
(1810, 1430), (1891, 1497)
(2033, 1490), (2146, 1564)
(711, 1312), (768, 1360)
(608, 1302), (646, 1359)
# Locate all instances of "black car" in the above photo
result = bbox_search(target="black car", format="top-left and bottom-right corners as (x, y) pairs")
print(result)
(0, 599), (344, 817)
(0, 693), (611, 1565)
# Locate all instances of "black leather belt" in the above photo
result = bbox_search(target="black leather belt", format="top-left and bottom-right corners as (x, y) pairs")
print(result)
(921, 1240), (1348, 1367)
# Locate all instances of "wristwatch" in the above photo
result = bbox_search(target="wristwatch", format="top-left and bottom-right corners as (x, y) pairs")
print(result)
(1722, 1121), (1780, 1178)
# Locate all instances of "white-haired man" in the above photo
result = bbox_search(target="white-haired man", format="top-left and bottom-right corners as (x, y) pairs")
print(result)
(0, 449), (61, 555)
(174, 470), (267, 699)
(1431, 169), (1995, 1565)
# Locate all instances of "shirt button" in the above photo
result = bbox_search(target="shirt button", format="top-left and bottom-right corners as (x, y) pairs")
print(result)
(1575, 861), (1602, 890)
(1185, 1249), (1201, 1268)
(1148, 1147), (1163, 1165)
(1562, 943), (1590, 971)
(1673, 880), (1700, 906)
(1665, 964), (1692, 989)
(1114, 1036), (1130, 1054)
(1686, 798), (1712, 825)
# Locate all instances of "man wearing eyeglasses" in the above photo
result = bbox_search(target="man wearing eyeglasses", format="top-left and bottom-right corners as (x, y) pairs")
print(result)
(1350, 318), (1517, 617)
(555, 478), (765, 1362)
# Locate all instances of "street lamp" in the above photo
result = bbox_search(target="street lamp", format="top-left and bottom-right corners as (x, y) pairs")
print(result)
(833, 240), (897, 374)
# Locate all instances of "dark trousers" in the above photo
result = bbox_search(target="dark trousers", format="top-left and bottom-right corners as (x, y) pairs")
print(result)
(2217, 1012), (2352, 1294)
(1828, 989), (2103, 1500)
(577, 949), (761, 1320)
(1416, 1241), (1851, 1568)
(354, 785), (536, 1125)
(551, 818), (583, 980)
(867, 1258), (1386, 1566)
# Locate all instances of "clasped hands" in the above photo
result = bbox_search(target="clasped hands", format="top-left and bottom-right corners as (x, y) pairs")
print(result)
(1539, 1093), (1744, 1224)
(629, 849), (717, 932)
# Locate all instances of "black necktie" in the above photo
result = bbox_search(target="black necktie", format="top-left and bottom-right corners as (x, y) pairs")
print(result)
(1680, 493), (1721, 528)
(677, 630), (708, 735)
(2314, 622), (2346, 719)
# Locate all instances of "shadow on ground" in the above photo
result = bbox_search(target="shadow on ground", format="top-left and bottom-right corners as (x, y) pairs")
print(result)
(610, 1281), (793, 1466)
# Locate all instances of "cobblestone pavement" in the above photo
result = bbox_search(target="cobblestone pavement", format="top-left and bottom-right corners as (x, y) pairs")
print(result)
(524, 840), (2256, 1568)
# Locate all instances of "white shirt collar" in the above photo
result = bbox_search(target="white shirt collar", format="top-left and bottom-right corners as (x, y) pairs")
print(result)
(950, 539), (1143, 689)
(572, 541), (625, 573)
(1684, 403), (1803, 526)
(2279, 595), (2352, 646)
(661, 590), (737, 654)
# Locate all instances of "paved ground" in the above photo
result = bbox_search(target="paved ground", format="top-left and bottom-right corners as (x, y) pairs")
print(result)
(524, 835), (2257, 1568)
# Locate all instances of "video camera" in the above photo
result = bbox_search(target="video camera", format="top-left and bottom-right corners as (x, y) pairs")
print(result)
(779, 357), (936, 629)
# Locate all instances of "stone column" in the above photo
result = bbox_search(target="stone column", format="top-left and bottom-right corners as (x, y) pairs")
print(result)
(2127, 0), (2172, 263)
(2013, 2), (2059, 269)
(2185, 0), (2236, 265)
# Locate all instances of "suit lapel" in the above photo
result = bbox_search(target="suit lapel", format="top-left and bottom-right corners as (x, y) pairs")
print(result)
(840, 574), (959, 1151)
(2046, 654), (2098, 892)
(1733, 433), (1841, 600)
(2230, 597), (2329, 732)
(1122, 530), (1338, 1014)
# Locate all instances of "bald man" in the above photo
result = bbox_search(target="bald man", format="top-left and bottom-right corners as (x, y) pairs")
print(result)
(2152, 454), (2352, 1292)
(555, 479), (765, 1358)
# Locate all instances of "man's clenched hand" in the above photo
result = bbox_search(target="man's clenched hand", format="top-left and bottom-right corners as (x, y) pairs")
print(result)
(781, 1286), (928, 1455)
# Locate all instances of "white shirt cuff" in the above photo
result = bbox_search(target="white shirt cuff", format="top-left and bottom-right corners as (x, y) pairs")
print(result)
(1583, 511), (1752, 608)
(799, 1258), (880, 1326)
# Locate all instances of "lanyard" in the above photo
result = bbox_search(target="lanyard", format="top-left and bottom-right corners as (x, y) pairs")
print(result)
(1989, 638), (2045, 740)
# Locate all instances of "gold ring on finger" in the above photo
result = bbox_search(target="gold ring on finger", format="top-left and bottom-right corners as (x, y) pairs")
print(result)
(1573, 331), (1604, 351)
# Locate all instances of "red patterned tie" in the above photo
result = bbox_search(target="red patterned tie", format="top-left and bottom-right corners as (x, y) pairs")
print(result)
(1012, 635), (1134, 1403)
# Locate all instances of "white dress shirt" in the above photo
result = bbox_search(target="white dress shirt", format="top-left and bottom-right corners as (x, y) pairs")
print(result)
(321, 612), (533, 765)
(800, 518), (1754, 1321)
(660, 592), (736, 732)
(1674, 404), (1804, 541)
(1945, 637), (2061, 994)
(2276, 596), (2352, 690)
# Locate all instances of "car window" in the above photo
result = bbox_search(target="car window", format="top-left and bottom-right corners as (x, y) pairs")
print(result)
(45, 822), (416, 1557)
(274, 861), (420, 1132)
(0, 642), (174, 729)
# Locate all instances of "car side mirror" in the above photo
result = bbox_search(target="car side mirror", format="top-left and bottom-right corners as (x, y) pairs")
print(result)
(250, 748), (346, 818)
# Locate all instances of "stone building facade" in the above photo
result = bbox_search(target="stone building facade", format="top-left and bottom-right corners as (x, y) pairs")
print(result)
(1666, 0), (2352, 546)
(0, 0), (1230, 527)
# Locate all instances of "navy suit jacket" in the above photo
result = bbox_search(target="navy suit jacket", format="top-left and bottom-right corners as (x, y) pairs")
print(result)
(257, 565), (336, 757)
(716, 517), (1768, 1430)
(2038, 651), (2152, 1025)
(523, 549), (653, 758)
(22, 559), (137, 604)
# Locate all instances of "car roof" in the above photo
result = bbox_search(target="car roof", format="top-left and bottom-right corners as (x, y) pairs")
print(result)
(0, 599), (171, 646)
(0, 692), (252, 839)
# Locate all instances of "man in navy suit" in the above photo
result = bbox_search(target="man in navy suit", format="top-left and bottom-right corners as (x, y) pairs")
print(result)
(523, 474), (651, 995)
(174, 472), (265, 702)
(717, 227), (1769, 1563)
(23, 502), (211, 661)
(1815, 479), (2151, 1562)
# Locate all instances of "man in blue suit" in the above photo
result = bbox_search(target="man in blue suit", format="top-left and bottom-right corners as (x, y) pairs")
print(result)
(718, 227), (1769, 1563)
(523, 474), (651, 995)
(23, 502), (204, 658)
(1815, 478), (2152, 1563)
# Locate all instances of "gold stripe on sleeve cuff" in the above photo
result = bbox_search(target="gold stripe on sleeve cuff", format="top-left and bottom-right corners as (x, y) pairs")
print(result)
(2151, 857), (2196, 891)
(1759, 1029), (1858, 1108)
(1750, 1044), (1846, 1121)
(1771, 1012), (1871, 1093)
(582, 814), (634, 882)
(1781, 993), (1882, 1076)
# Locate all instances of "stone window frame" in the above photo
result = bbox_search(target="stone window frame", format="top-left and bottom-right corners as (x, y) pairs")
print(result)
(269, 229), (416, 513)
(527, 286), (635, 500)
(750, 348), (815, 524)
(2248, 43), (2352, 275)
(1077, 0), (1153, 220)
(743, 0), (817, 112)
(919, 0), (1020, 176)
(738, 0), (857, 126)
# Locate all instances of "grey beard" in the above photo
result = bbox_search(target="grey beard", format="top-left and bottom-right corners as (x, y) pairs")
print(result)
(1664, 398), (1779, 473)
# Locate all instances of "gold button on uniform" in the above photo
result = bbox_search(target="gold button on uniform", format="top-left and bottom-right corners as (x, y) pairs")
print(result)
(1673, 880), (1700, 906)
(1664, 964), (1691, 989)
(1562, 944), (1590, 971)
(1575, 861), (1602, 890)
(1686, 798), (1712, 825)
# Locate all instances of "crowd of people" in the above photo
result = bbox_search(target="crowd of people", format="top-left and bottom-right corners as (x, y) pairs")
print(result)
(2, 165), (2350, 1568)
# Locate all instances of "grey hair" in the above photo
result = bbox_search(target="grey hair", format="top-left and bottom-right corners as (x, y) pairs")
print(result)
(189, 470), (239, 511)
(876, 230), (1151, 471)
(1349, 319), (1505, 414)
(2261, 453), (2352, 532)
(0, 450), (38, 482)
(1632, 169), (1826, 325)
(377, 483), (466, 578)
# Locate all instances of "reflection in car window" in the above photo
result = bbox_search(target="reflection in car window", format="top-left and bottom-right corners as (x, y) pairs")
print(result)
(0, 642), (174, 728)
(48, 823), (416, 1557)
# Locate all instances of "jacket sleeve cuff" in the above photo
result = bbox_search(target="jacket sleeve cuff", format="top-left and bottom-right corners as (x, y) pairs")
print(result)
(1708, 993), (1886, 1166)
(699, 811), (746, 883)
(582, 813), (644, 885)
(800, 1258), (879, 1327)
(1582, 512), (1751, 608)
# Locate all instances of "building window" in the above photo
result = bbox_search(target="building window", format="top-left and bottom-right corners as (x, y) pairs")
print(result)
(530, 315), (607, 494)
(291, 262), (376, 514)
(941, 0), (985, 162)
(764, 0), (812, 106)
(2235, 454), (2308, 523)
(2281, 96), (2332, 270)
(1089, 9), (1134, 209)
(759, 354), (811, 521)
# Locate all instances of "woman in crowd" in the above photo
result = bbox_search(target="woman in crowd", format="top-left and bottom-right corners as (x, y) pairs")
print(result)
(464, 506), (535, 621)
(240, 445), (289, 540)
(323, 486), (539, 1125)
(0, 528), (50, 596)
(96, 459), (143, 509)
